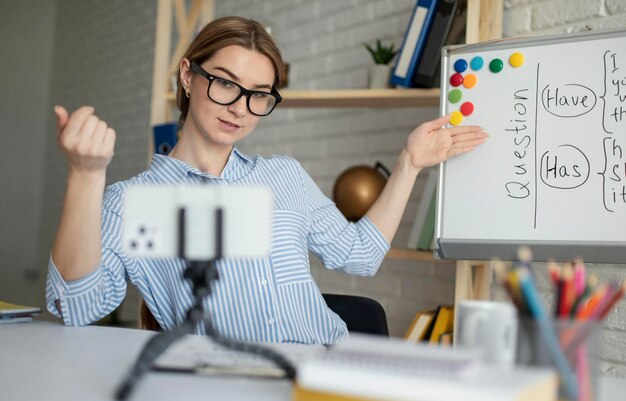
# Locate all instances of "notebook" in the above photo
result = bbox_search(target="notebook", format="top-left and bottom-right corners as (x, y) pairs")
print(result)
(0, 301), (40, 324)
(296, 333), (557, 401)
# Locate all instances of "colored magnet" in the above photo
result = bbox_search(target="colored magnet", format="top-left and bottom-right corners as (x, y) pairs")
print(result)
(450, 111), (463, 126)
(463, 73), (477, 89)
(448, 89), (462, 103)
(449, 73), (464, 87)
(489, 58), (504, 73)
(470, 56), (484, 71)
(509, 52), (525, 67)
(460, 102), (474, 116)
(454, 59), (468, 73)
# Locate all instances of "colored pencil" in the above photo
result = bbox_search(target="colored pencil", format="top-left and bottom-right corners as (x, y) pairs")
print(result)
(573, 258), (586, 297)
(558, 266), (575, 318)
(575, 285), (609, 321)
(577, 344), (592, 401)
(492, 259), (524, 311)
(596, 281), (626, 320)
(516, 268), (579, 400)
(547, 260), (561, 286)
(564, 283), (623, 353)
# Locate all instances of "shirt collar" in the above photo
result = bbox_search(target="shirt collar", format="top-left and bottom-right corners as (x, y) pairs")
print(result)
(149, 147), (255, 182)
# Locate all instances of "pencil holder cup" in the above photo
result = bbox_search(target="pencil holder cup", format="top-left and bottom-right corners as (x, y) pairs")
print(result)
(516, 319), (601, 401)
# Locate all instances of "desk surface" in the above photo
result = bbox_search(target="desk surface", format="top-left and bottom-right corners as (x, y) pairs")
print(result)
(1, 322), (293, 401)
(1, 322), (624, 401)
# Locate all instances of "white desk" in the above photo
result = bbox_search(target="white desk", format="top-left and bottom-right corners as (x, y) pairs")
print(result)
(1, 322), (624, 401)
(0, 322), (292, 401)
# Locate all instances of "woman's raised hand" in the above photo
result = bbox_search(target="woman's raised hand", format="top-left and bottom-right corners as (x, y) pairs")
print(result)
(405, 114), (488, 170)
(55, 106), (116, 173)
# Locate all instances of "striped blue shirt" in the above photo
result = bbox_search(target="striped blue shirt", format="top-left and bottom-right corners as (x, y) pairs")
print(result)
(46, 148), (390, 344)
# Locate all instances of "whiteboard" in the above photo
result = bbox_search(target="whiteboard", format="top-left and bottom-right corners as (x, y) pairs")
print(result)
(436, 28), (626, 263)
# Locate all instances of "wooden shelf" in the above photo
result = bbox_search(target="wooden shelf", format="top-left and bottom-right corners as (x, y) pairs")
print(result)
(279, 89), (440, 108)
(165, 88), (440, 108)
(386, 247), (436, 261)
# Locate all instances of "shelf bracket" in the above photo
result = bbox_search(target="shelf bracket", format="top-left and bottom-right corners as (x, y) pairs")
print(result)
(453, 260), (493, 343)
(149, 0), (214, 164)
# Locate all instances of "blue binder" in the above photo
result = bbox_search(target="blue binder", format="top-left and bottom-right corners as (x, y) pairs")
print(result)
(390, 0), (440, 88)
(413, 0), (462, 88)
(153, 122), (179, 155)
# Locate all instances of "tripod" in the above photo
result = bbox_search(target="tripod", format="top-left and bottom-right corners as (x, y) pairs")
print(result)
(115, 207), (296, 400)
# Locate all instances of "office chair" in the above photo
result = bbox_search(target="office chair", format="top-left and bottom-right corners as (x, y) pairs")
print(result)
(139, 294), (389, 336)
(139, 299), (161, 331)
(322, 293), (389, 336)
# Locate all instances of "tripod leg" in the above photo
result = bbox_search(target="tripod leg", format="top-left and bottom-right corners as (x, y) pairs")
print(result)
(203, 317), (297, 380)
(115, 319), (196, 400)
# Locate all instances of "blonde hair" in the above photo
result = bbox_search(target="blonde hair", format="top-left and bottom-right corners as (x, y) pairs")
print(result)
(176, 16), (287, 125)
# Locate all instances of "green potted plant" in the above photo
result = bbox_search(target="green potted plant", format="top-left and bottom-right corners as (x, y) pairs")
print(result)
(364, 39), (398, 89)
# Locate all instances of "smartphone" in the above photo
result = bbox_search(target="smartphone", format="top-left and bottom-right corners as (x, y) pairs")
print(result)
(123, 185), (272, 260)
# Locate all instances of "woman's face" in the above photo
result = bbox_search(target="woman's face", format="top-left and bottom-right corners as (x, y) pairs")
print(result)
(182, 45), (276, 148)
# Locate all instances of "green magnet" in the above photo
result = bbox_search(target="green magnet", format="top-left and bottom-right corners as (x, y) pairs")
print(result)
(448, 89), (462, 103)
(489, 58), (504, 73)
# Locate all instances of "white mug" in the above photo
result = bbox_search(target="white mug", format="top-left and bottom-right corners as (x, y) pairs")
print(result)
(456, 300), (518, 367)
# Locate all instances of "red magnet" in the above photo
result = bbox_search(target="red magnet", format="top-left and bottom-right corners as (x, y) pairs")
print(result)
(449, 73), (463, 87)
(460, 102), (474, 116)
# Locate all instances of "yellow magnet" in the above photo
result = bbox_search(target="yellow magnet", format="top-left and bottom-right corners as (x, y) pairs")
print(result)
(450, 111), (463, 126)
(509, 52), (524, 67)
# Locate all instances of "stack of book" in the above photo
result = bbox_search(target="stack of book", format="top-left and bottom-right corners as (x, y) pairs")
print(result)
(0, 300), (40, 324)
(391, 0), (467, 88)
(405, 304), (454, 345)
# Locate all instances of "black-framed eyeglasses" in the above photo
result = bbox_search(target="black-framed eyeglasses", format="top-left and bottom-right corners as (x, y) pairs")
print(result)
(190, 61), (282, 116)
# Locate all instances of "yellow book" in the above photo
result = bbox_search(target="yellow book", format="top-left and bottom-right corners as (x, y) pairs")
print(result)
(404, 310), (435, 343)
(0, 301), (40, 316)
(293, 385), (381, 401)
(404, 312), (422, 339)
(428, 305), (454, 344)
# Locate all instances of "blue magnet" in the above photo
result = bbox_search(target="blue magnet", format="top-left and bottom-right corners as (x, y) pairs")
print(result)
(470, 56), (484, 71)
(454, 59), (468, 73)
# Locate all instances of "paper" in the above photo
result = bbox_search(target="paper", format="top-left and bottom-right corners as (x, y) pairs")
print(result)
(152, 333), (325, 378)
(0, 316), (33, 324)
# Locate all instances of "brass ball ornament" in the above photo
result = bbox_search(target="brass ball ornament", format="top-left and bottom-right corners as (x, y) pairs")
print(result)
(332, 162), (391, 222)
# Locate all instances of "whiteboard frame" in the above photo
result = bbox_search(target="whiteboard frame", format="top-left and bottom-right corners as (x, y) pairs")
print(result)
(435, 27), (626, 263)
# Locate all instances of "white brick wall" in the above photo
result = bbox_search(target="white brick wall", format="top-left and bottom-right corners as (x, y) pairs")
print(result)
(506, 0), (626, 35)
(34, 0), (626, 375)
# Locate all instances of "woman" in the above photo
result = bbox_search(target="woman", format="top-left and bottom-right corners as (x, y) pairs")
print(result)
(48, 16), (487, 344)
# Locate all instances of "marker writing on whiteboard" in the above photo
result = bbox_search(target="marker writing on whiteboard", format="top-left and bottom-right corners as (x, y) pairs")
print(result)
(505, 88), (532, 200)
